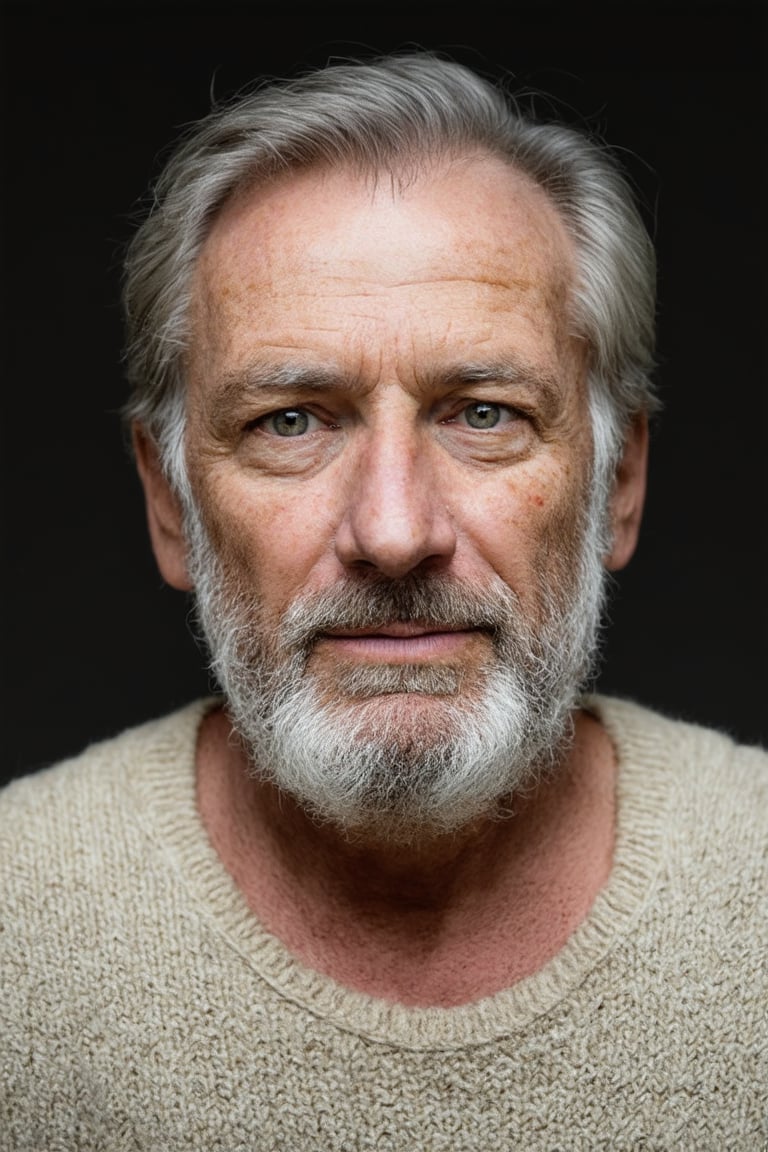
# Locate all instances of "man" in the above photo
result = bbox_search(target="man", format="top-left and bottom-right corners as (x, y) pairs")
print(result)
(2, 52), (766, 1150)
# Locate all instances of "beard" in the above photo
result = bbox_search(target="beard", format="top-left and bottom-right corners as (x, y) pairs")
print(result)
(185, 491), (608, 846)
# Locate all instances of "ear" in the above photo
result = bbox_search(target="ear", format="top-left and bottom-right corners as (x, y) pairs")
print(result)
(604, 414), (649, 572)
(132, 423), (193, 591)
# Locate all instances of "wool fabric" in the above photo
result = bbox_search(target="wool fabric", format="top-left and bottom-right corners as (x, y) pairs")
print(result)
(1, 695), (767, 1150)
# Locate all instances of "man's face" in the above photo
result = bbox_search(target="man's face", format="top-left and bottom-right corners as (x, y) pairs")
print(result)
(172, 155), (609, 838)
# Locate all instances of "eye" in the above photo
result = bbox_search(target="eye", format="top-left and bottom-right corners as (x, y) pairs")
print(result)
(258, 408), (320, 437)
(458, 401), (514, 430)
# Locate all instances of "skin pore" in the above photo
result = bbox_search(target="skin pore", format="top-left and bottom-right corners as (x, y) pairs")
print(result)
(135, 152), (647, 1006)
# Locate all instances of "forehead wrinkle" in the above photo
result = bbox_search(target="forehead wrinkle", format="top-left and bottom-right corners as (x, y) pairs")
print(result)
(386, 275), (534, 294)
(255, 274), (547, 305)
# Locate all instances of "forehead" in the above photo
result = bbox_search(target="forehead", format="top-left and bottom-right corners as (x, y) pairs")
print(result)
(188, 154), (578, 388)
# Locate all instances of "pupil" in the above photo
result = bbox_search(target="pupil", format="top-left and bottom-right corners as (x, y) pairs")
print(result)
(468, 403), (499, 429)
(276, 410), (308, 436)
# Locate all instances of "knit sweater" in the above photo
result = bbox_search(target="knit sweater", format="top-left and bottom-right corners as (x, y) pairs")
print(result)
(1, 696), (766, 1151)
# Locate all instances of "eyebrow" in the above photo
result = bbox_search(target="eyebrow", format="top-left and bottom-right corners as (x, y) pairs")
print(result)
(210, 353), (563, 414)
(429, 358), (562, 410)
(211, 362), (351, 412)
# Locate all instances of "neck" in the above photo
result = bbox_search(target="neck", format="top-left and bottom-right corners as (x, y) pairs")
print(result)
(197, 704), (616, 1006)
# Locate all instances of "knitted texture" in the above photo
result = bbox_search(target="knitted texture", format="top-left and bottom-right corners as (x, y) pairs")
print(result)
(1, 696), (766, 1150)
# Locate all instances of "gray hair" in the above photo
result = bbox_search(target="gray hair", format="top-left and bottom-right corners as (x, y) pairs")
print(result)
(121, 52), (658, 507)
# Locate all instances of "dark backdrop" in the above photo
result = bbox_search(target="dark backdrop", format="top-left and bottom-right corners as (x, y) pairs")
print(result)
(2, 1), (766, 785)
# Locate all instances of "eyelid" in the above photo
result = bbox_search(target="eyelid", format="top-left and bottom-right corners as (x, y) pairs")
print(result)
(252, 406), (326, 435)
(444, 400), (526, 426)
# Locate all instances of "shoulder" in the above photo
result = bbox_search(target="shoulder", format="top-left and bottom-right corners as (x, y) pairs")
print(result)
(0, 698), (216, 861)
(589, 692), (768, 786)
(587, 692), (768, 878)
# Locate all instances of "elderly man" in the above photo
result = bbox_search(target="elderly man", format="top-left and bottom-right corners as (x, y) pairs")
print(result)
(2, 53), (766, 1149)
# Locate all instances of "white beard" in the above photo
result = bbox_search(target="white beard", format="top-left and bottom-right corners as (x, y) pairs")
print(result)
(185, 491), (608, 846)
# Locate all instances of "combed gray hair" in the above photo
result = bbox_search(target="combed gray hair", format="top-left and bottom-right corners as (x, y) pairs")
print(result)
(121, 52), (658, 508)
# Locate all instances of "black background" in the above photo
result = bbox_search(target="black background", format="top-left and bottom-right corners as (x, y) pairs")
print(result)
(2, 1), (766, 785)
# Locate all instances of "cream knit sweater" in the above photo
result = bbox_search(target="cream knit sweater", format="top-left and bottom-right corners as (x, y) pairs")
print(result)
(1, 696), (766, 1150)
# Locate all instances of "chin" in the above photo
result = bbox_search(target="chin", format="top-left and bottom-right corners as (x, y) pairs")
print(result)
(319, 676), (492, 755)
(235, 664), (559, 848)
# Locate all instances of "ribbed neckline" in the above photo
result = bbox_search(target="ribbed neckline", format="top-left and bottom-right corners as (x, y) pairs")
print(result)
(123, 694), (677, 1051)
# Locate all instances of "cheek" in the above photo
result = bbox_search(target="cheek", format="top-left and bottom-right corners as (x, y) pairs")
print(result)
(200, 476), (340, 607)
(453, 461), (588, 595)
(531, 462), (594, 586)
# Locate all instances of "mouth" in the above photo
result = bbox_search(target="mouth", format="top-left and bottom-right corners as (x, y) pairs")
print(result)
(316, 624), (482, 662)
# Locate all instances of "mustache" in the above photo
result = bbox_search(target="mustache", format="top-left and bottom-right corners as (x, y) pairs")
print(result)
(278, 573), (522, 652)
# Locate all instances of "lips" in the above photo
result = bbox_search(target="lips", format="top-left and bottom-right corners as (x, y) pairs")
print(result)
(316, 625), (479, 662)
(323, 623), (467, 639)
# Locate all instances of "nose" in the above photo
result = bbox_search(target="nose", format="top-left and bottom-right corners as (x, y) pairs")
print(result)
(334, 424), (457, 579)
